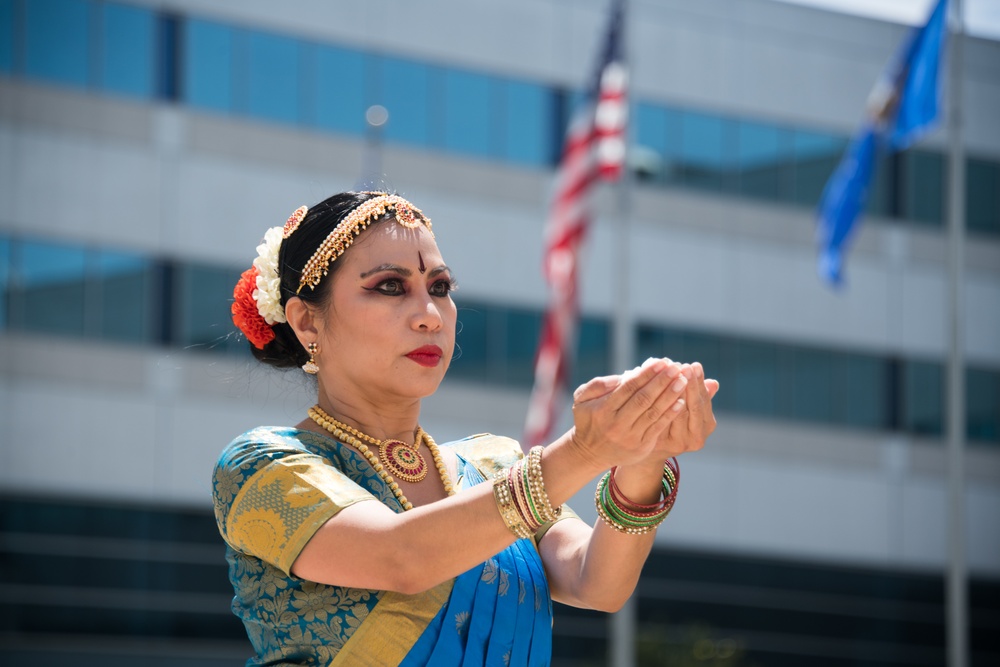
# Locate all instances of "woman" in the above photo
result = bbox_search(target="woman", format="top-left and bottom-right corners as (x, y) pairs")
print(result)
(214, 191), (718, 666)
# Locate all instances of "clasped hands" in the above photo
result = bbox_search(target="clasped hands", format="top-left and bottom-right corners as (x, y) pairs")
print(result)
(569, 357), (719, 473)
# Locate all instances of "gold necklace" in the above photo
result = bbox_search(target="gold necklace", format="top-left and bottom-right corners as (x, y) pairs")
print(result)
(319, 411), (429, 483)
(308, 405), (454, 511)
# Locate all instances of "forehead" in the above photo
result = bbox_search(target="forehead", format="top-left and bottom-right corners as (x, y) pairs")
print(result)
(342, 221), (444, 267)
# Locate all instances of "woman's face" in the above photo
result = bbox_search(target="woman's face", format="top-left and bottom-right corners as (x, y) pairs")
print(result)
(314, 220), (457, 403)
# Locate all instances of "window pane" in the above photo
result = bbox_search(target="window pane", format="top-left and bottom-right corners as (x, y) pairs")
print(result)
(444, 68), (494, 158)
(101, 3), (155, 99)
(314, 44), (367, 136)
(865, 151), (894, 217)
(0, 236), (9, 330)
(787, 347), (834, 423)
(843, 355), (890, 429)
(967, 157), (1000, 236)
(572, 317), (610, 388)
(183, 19), (234, 112)
(0, 0), (13, 73)
(730, 339), (778, 417)
(635, 102), (667, 184)
(11, 240), (87, 337)
(377, 57), (431, 147)
(504, 80), (554, 166)
(738, 120), (792, 201)
(175, 263), (242, 353)
(903, 360), (943, 436)
(24, 0), (90, 87)
(449, 301), (489, 381)
(967, 368), (999, 443)
(792, 130), (847, 207)
(245, 30), (300, 124)
(503, 307), (542, 387)
(93, 250), (152, 343)
(903, 149), (944, 227)
(678, 111), (734, 193)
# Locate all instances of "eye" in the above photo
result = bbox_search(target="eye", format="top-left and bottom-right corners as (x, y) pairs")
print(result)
(371, 278), (405, 296)
(430, 278), (456, 297)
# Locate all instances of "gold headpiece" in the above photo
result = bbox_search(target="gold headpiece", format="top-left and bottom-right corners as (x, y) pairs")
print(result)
(296, 193), (432, 293)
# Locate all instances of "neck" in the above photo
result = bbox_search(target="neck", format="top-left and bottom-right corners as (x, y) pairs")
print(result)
(314, 388), (423, 443)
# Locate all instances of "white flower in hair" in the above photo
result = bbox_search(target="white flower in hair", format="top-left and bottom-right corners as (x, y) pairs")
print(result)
(252, 226), (286, 324)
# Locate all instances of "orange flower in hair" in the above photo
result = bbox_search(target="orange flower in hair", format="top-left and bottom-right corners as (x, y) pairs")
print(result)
(232, 267), (275, 349)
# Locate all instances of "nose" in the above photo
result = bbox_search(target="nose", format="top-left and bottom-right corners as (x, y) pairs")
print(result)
(412, 293), (443, 332)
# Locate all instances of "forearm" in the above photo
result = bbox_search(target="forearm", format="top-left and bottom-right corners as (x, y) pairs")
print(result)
(545, 460), (667, 611)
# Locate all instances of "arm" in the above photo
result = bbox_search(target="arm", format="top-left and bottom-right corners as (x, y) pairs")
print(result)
(290, 359), (690, 594)
(539, 361), (719, 612)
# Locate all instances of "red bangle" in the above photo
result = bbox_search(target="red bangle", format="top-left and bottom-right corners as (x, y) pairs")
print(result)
(608, 467), (669, 513)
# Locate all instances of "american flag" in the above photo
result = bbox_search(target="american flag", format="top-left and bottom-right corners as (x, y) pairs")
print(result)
(524, 0), (627, 448)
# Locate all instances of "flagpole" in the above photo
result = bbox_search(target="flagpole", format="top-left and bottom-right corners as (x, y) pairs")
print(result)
(609, 0), (636, 664)
(945, 0), (967, 665)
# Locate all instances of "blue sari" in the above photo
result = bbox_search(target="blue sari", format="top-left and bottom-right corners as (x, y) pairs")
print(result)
(213, 428), (561, 666)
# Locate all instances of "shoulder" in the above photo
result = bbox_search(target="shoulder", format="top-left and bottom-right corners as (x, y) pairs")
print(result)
(447, 433), (523, 479)
(217, 426), (318, 470)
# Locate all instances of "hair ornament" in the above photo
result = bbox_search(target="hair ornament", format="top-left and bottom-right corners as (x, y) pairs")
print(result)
(297, 193), (432, 294)
(232, 205), (306, 348)
(283, 205), (308, 239)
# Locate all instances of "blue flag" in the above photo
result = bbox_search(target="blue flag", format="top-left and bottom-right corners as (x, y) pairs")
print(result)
(817, 0), (949, 286)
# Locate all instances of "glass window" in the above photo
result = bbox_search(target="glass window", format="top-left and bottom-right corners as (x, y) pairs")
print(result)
(183, 19), (234, 112)
(635, 102), (668, 184)
(0, 236), (9, 330)
(314, 44), (368, 136)
(504, 80), (555, 167)
(787, 347), (834, 423)
(730, 339), (778, 417)
(175, 263), (243, 353)
(156, 14), (181, 101)
(677, 110), (735, 193)
(0, 0), (13, 73)
(791, 130), (847, 207)
(24, 0), (90, 88)
(10, 240), (88, 337)
(865, 150), (895, 218)
(376, 56), (432, 147)
(444, 68), (495, 158)
(92, 250), (152, 343)
(842, 355), (891, 429)
(967, 368), (999, 443)
(245, 30), (301, 124)
(903, 149), (944, 227)
(903, 360), (943, 437)
(571, 316), (610, 388)
(737, 120), (793, 202)
(967, 157), (1000, 236)
(503, 307), (542, 386)
(449, 301), (489, 381)
(100, 3), (155, 99)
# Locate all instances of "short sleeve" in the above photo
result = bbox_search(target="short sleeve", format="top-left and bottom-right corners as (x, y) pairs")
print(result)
(212, 429), (376, 576)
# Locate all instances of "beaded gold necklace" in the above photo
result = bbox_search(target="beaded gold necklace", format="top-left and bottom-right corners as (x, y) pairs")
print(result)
(308, 405), (454, 511)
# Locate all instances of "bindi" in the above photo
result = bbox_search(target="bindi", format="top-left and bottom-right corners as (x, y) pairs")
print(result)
(418, 252), (426, 274)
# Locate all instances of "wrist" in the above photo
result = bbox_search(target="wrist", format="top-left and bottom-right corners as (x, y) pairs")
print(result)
(610, 461), (668, 506)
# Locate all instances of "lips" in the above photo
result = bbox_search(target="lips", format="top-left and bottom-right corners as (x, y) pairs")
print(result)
(405, 345), (444, 367)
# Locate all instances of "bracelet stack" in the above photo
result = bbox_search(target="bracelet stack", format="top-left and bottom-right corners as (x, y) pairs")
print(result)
(493, 446), (562, 539)
(595, 458), (680, 535)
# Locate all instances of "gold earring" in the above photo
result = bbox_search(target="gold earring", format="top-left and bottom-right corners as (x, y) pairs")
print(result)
(302, 342), (319, 374)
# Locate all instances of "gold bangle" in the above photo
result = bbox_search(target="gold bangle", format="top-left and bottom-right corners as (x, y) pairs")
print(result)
(493, 474), (533, 539)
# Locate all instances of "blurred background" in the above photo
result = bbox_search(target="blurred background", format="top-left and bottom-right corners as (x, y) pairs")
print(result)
(0, 0), (998, 665)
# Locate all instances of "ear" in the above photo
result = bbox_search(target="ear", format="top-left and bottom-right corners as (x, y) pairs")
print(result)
(284, 296), (321, 348)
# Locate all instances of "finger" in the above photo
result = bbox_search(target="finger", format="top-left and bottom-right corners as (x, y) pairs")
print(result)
(705, 379), (720, 399)
(573, 375), (620, 404)
(604, 359), (673, 412)
(622, 365), (687, 427)
(641, 396), (686, 444)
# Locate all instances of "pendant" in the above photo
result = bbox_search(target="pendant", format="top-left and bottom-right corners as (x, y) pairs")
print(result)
(379, 439), (428, 483)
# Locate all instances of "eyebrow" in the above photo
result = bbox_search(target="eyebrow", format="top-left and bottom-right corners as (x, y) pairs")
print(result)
(359, 263), (451, 279)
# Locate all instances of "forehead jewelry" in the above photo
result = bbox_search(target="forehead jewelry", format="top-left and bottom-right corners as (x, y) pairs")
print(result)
(297, 193), (432, 294)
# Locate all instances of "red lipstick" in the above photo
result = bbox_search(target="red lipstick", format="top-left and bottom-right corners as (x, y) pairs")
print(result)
(405, 345), (443, 367)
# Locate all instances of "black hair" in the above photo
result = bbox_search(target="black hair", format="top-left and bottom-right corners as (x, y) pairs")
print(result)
(250, 191), (388, 370)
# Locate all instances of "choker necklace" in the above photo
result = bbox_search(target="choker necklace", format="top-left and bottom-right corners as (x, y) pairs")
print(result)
(308, 405), (454, 511)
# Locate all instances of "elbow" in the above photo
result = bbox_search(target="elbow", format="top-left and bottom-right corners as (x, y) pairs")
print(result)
(578, 585), (636, 614)
(383, 556), (448, 596)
